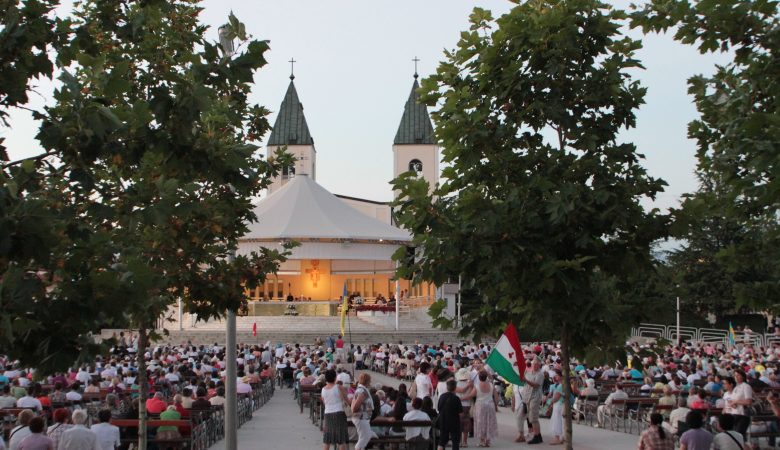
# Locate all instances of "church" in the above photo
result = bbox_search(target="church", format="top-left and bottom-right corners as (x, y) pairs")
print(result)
(236, 71), (439, 310)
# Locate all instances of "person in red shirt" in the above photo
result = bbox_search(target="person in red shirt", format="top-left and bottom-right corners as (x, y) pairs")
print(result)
(145, 392), (168, 414)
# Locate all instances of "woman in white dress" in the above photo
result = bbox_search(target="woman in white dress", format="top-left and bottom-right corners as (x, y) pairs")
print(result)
(549, 371), (565, 445)
(473, 370), (498, 447)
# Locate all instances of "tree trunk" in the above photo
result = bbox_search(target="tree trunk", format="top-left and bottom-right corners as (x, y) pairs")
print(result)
(136, 325), (149, 450)
(561, 323), (573, 450)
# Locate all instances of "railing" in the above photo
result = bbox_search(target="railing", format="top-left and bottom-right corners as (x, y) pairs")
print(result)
(631, 322), (773, 347)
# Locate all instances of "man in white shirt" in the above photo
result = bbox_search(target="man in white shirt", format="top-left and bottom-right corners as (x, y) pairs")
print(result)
(414, 362), (433, 399)
(0, 385), (17, 408)
(65, 384), (83, 401)
(90, 410), (120, 450)
(336, 369), (351, 386)
(75, 367), (91, 385)
(15, 392), (41, 412)
(596, 384), (628, 428)
(59, 409), (100, 450)
(668, 397), (691, 434)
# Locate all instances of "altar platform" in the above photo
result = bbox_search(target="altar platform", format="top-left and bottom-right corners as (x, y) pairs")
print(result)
(240, 301), (339, 317)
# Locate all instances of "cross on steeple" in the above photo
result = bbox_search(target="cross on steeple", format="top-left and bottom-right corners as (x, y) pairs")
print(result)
(412, 56), (420, 79)
(289, 58), (297, 80)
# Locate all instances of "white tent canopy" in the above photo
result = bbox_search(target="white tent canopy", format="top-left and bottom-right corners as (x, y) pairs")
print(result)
(243, 175), (411, 243)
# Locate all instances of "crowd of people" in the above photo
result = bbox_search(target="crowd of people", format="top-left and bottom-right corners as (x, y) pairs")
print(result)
(3, 332), (780, 449)
(0, 337), (277, 450)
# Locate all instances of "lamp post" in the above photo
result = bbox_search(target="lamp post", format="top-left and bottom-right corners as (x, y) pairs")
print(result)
(675, 284), (681, 345)
(218, 24), (237, 450)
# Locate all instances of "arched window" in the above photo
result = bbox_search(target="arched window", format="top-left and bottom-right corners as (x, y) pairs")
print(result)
(408, 159), (423, 175)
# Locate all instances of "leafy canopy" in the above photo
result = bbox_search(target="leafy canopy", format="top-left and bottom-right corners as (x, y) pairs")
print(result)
(393, 0), (668, 356)
(632, 0), (780, 312)
(0, 0), (292, 373)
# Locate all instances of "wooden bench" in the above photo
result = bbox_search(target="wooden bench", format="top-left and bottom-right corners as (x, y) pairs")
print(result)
(299, 384), (319, 414)
(747, 414), (780, 445)
(110, 418), (203, 450)
(347, 419), (435, 449)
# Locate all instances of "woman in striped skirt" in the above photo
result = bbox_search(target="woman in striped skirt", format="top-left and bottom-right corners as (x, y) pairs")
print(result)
(322, 369), (349, 450)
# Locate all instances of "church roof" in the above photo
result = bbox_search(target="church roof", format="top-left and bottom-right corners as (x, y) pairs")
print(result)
(267, 80), (314, 146)
(394, 78), (435, 145)
(245, 175), (411, 243)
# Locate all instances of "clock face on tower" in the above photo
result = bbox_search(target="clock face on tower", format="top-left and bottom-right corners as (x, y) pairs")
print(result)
(409, 159), (423, 175)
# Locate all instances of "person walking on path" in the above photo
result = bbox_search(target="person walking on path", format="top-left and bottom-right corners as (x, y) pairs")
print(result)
(548, 371), (565, 445)
(437, 379), (463, 450)
(519, 358), (544, 444)
(321, 369), (349, 450)
(455, 368), (475, 447)
(351, 372), (377, 450)
(473, 370), (498, 447)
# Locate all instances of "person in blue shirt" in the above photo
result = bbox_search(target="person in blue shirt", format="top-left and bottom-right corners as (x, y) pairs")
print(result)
(0, 369), (9, 388)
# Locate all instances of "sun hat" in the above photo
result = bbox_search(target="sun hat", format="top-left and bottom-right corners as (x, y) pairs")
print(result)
(455, 368), (470, 381)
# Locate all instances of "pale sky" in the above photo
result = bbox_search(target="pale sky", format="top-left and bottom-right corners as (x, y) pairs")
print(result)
(4, 0), (729, 212)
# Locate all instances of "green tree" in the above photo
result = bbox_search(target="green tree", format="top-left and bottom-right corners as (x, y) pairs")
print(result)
(632, 0), (780, 312)
(2, 2), (292, 448)
(392, 2), (667, 447)
(0, 0), (114, 370)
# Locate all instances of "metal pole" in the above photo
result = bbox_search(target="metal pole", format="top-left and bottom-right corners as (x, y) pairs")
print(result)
(676, 296), (680, 345)
(457, 275), (462, 329)
(395, 262), (400, 332)
(225, 251), (237, 450)
(178, 298), (183, 331)
(218, 26), (238, 449)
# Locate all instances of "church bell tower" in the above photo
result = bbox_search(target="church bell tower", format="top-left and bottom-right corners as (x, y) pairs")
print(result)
(392, 68), (439, 198)
(267, 66), (316, 194)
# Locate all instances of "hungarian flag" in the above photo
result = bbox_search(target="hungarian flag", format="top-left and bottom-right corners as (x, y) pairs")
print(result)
(252, 322), (257, 337)
(486, 323), (525, 385)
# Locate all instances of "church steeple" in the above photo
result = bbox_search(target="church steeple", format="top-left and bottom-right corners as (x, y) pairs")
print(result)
(392, 67), (439, 198)
(267, 79), (314, 146)
(393, 77), (435, 145)
(267, 69), (317, 194)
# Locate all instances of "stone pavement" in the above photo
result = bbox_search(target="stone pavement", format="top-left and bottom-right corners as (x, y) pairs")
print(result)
(213, 370), (641, 450)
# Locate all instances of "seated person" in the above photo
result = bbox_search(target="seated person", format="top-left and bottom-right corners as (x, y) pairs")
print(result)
(403, 397), (431, 450)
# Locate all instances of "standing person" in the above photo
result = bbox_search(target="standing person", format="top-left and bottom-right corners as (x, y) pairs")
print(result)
(415, 362), (433, 400)
(321, 369), (349, 450)
(17, 417), (54, 450)
(519, 358), (545, 444)
(473, 370), (498, 447)
(58, 410), (100, 450)
(455, 368), (474, 447)
(548, 371), (565, 445)
(335, 335), (345, 362)
(679, 410), (713, 450)
(637, 413), (674, 450)
(724, 370), (753, 437)
(351, 373), (377, 450)
(437, 379), (463, 450)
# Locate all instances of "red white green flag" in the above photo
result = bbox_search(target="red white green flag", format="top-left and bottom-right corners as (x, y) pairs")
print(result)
(486, 323), (526, 385)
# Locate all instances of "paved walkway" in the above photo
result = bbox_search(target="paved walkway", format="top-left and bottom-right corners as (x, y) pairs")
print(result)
(214, 371), (641, 450)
